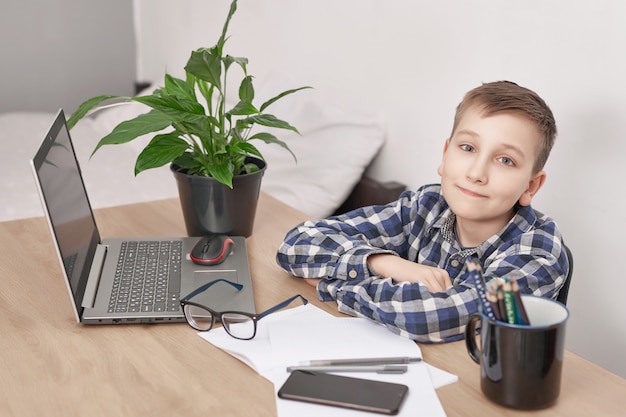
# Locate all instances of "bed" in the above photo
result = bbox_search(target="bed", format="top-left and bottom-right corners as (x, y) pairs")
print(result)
(1, 78), (405, 225)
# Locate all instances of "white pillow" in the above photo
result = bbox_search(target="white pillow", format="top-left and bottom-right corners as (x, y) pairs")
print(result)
(252, 83), (387, 219)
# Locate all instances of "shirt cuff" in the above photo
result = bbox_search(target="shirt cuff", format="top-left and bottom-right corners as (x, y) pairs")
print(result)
(317, 279), (347, 301)
(333, 248), (397, 281)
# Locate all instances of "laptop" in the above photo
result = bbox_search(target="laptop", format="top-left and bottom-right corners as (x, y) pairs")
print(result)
(30, 109), (256, 324)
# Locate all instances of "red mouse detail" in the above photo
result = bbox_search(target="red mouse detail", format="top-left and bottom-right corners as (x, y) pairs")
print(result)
(190, 235), (235, 265)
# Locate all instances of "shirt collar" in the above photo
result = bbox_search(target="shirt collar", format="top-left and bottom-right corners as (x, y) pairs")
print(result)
(432, 204), (538, 255)
(479, 204), (539, 251)
(432, 207), (456, 243)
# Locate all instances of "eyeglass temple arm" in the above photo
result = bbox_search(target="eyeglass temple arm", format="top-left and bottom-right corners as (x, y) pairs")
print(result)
(182, 278), (243, 301)
(257, 294), (308, 320)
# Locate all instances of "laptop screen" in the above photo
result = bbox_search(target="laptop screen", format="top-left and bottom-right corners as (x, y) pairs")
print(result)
(31, 110), (100, 316)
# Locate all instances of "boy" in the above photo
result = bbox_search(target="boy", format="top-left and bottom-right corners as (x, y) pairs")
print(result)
(276, 81), (569, 343)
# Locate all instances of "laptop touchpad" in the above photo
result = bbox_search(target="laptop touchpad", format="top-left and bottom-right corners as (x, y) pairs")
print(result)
(191, 270), (241, 309)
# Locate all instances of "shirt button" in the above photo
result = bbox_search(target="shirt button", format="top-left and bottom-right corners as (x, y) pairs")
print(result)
(348, 269), (358, 279)
(451, 259), (460, 267)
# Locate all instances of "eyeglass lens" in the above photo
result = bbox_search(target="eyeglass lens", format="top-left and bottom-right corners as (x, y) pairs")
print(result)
(221, 313), (255, 339)
(184, 305), (256, 339)
(184, 304), (215, 331)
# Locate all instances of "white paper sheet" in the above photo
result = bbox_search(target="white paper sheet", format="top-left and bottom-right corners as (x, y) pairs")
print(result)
(199, 303), (333, 372)
(199, 304), (454, 416)
(265, 315), (446, 417)
(268, 316), (420, 368)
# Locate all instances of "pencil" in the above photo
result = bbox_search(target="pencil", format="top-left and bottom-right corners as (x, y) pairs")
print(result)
(486, 288), (503, 321)
(510, 277), (530, 325)
(466, 259), (497, 321)
(494, 281), (507, 322)
(502, 280), (518, 324)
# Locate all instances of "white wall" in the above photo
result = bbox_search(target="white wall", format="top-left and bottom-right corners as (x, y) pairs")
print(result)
(0, 0), (135, 113)
(135, 0), (626, 378)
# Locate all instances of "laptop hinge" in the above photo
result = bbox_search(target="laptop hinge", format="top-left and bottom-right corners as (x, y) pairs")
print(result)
(82, 244), (107, 308)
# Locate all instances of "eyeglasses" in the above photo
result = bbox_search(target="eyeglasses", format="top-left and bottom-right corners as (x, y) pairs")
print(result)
(180, 278), (308, 340)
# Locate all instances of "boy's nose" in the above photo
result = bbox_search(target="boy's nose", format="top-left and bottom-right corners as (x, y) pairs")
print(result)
(466, 160), (488, 184)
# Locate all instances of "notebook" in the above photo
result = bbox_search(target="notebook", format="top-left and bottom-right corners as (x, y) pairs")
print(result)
(30, 109), (256, 324)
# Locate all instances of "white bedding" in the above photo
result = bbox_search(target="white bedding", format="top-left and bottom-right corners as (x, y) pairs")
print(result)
(1, 79), (386, 223)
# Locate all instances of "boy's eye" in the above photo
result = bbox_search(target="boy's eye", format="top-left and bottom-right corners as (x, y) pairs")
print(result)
(460, 144), (475, 152)
(498, 156), (515, 166)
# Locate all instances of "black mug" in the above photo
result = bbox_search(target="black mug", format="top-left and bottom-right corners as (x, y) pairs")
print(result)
(465, 295), (569, 409)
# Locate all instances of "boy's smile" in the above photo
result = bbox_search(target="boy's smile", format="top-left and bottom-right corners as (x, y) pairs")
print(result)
(438, 106), (546, 247)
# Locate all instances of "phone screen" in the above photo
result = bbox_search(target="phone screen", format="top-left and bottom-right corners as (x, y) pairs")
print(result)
(277, 370), (409, 415)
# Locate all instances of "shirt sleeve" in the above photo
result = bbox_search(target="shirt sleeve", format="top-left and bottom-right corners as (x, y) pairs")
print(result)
(276, 190), (417, 281)
(482, 223), (569, 300)
(318, 277), (480, 343)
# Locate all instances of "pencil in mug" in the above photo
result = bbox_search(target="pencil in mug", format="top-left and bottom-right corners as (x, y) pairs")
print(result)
(510, 277), (530, 325)
(486, 287), (503, 321)
(494, 281), (507, 323)
(466, 259), (497, 321)
(502, 279), (519, 324)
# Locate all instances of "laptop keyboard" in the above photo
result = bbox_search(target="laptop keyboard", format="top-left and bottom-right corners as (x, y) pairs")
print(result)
(108, 240), (183, 314)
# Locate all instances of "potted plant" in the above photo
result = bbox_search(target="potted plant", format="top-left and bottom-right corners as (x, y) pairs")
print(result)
(67, 0), (310, 237)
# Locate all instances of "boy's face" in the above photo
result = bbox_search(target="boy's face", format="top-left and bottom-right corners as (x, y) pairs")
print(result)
(437, 106), (546, 228)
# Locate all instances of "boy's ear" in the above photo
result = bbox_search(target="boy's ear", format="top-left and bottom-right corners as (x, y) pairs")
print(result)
(437, 138), (451, 177)
(518, 171), (547, 206)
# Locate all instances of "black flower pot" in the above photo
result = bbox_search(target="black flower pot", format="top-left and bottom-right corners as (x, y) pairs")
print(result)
(170, 157), (266, 237)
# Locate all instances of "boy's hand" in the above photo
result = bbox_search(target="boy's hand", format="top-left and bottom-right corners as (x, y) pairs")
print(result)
(367, 254), (453, 293)
(304, 278), (321, 288)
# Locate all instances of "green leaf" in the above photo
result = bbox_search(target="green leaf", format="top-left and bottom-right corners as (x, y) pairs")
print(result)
(229, 55), (249, 72)
(172, 152), (201, 172)
(92, 110), (172, 154)
(242, 162), (260, 174)
(164, 74), (197, 102)
(259, 86), (312, 112)
(248, 132), (297, 162)
(134, 133), (190, 174)
(227, 100), (258, 116)
(223, 55), (248, 74)
(132, 95), (206, 121)
(238, 75), (254, 102)
(184, 48), (222, 90)
(208, 160), (234, 188)
(175, 118), (215, 139)
(242, 114), (300, 133)
(195, 77), (214, 108)
(234, 141), (264, 159)
(67, 95), (120, 129)
(217, 0), (238, 52)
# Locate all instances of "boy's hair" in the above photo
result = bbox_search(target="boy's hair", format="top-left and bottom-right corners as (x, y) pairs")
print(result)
(451, 81), (557, 173)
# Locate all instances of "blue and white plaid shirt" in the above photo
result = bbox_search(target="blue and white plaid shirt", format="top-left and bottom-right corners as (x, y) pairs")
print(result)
(276, 184), (569, 343)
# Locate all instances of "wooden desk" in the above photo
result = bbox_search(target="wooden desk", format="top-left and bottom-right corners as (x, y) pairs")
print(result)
(1, 194), (624, 416)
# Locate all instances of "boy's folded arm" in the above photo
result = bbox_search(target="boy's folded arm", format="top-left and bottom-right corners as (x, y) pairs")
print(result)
(367, 253), (453, 292)
(479, 226), (569, 299)
(276, 233), (395, 282)
(320, 277), (479, 343)
(483, 249), (567, 299)
(276, 196), (416, 280)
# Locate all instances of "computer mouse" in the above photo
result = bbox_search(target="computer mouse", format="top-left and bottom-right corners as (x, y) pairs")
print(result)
(190, 235), (235, 266)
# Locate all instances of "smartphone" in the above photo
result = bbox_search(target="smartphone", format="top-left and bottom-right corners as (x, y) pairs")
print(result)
(277, 370), (409, 415)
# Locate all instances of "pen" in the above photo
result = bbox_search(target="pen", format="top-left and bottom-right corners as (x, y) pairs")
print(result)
(286, 365), (408, 374)
(299, 356), (422, 366)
